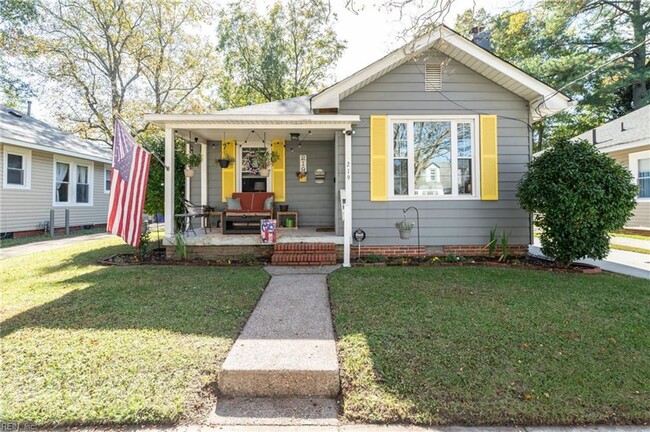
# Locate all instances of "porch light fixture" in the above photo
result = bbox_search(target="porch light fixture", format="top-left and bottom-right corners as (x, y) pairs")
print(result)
(289, 132), (301, 152)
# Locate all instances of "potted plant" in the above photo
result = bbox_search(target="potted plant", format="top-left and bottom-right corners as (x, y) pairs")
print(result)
(178, 152), (202, 178)
(395, 219), (414, 239)
(253, 150), (280, 177)
(217, 154), (234, 168)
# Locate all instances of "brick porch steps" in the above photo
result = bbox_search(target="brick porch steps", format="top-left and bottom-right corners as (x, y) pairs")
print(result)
(271, 243), (337, 266)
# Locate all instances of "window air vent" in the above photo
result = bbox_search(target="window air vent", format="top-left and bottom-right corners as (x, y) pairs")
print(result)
(424, 64), (442, 91)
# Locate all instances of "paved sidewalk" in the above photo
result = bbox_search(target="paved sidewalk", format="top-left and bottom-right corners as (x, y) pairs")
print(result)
(610, 235), (650, 249)
(531, 240), (649, 279)
(56, 424), (650, 431)
(0, 232), (111, 260)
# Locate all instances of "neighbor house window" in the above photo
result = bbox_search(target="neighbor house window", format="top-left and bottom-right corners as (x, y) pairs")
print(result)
(54, 158), (93, 205)
(638, 158), (650, 198)
(389, 116), (478, 199)
(3, 146), (31, 189)
(629, 151), (650, 201)
(104, 166), (111, 193)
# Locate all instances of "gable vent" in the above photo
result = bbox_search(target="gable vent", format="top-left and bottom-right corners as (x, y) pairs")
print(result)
(424, 64), (442, 91)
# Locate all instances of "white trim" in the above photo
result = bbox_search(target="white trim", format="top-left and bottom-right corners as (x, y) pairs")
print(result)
(184, 141), (191, 201)
(387, 115), (480, 201)
(629, 150), (650, 202)
(310, 25), (569, 120)
(3, 145), (31, 190)
(164, 128), (175, 237)
(52, 155), (94, 207)
(0, 135), (111, 163)
(201, 143), (208, 227)
(103, 164), (111, 194)
(343, 130), (352, 268)
(598, 139), (650, 154)
(143, 114), (359, 123)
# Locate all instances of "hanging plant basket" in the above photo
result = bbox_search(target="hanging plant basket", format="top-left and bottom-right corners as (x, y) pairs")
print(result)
(398, 229), (412, 240)
(184, 168), (195, 178)
(217, 159), (231, 168)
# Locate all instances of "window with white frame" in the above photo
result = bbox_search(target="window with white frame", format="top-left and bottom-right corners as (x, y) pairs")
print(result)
(3, 146), (31, 189)
(637, 158), (650, 198)
(104, 166), (111, 193)
(629, 150), (650, 200)
(389, 117), (478, 199)
(54, 159), (93, 205)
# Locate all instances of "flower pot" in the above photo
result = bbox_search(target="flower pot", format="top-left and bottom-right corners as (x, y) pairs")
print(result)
(217, 159), (230, 168)
(259, 168), (270, 177)
(184, 168), (195, 178)
(285, 218), (294, 228)
(398, 229), (411, 239)
(279, 204), (289, 212)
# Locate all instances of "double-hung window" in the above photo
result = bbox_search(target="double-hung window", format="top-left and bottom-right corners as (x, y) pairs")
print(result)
(629, 151), (650, 201)
(3, 146), (31, 189)
(104, 166), (112, 193)
(389, 116), (478, 199)
(54, 158), (93, 205)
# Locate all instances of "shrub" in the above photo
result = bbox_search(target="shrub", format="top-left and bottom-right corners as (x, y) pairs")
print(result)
(517, 138), (636, 264)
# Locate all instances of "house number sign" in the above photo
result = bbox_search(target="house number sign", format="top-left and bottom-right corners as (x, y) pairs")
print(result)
(299, 155), (307, 173)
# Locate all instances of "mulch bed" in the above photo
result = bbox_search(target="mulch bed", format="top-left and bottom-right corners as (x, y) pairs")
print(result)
(98, 249), (601, 273)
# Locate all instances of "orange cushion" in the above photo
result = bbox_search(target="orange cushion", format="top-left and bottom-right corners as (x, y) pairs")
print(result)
(232, 192), (274, 211)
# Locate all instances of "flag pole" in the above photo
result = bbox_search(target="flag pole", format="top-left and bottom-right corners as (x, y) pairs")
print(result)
(114, 113), (169, 171)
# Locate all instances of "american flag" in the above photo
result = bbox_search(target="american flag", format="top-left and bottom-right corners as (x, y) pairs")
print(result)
(107, 121), (152, 247)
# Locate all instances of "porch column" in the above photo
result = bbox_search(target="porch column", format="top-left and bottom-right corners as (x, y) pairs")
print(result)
(164, 127), (175, 238)
(184, 141), (190, 201)
(343, 129), (352, 267)
(200, 142), (208, 227)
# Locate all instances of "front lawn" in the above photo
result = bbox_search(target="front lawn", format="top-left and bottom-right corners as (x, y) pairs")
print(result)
(0, 237), (268, 426)
(329, 267), (649, 425)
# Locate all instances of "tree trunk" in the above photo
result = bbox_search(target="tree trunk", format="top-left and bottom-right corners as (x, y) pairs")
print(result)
(631, 0), (648, 109)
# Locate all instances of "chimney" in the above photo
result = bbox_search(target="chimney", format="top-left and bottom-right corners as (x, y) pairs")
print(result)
(27, 101), (32, 116)
(470, 26), (492, 51)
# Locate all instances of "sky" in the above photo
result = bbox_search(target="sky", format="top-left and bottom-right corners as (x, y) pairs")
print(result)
(331, 0), (534, 80)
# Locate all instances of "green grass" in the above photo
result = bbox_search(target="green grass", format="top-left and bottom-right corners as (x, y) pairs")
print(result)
(610, 244), (650, 255)
(329, 267), (650, 425)
(0, 237), (268, 426)
(611, 232), (650, 241)
(0, 227), (106, 248)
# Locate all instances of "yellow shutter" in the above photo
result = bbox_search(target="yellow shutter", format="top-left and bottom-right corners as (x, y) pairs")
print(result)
(221, 140), (236, 202)
(370, 115), (388, 201)
(272, 140), (286, 202)
(480, 115), (499, 200)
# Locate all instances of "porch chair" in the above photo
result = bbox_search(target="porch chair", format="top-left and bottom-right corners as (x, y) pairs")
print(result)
(178, 198), (207, 235)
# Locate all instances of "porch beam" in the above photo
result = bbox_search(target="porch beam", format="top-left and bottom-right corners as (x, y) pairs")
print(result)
(343, 128), (352, 267)
(148, 122), (358, 131)
(164, 127), (175, 238)
(201, 142), (208, 227)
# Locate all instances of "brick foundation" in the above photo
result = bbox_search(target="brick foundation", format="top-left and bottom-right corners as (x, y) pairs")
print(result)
(166, 244), (274, 261)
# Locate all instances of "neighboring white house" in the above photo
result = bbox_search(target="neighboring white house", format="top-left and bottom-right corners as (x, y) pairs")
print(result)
(0, 105), (113, 238)
(574, 104), (650, 229)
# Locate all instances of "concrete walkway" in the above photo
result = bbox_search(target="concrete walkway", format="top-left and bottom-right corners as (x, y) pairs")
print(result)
(218, 265), (340, 398)
(530, 240), (649, 279)
(610, 235), (650, 249)
(0, 232), (111, 260)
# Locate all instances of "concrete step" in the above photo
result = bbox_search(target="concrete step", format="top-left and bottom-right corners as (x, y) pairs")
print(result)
(274, 243), (336, 252)
(209, 396), (338, 426)
(218, 268), (340, 397)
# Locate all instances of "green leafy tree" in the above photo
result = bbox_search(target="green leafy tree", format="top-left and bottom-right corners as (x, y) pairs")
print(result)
(140, 131), (200, 220)
(517, 138), (637, 265)
(216, 0), (345, 108)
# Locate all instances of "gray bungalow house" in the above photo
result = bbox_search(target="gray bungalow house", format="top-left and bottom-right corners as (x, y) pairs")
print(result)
(0, 105), (112, 238)
(145, 25), (569, 266)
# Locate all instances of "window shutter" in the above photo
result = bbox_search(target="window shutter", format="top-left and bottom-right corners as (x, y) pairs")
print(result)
(370, 115), (388, 201)
(480, 115), (499, 200)
(272, 140), (286, 202)
(424, 64), (442, 91)
(221, 140), (236, 202)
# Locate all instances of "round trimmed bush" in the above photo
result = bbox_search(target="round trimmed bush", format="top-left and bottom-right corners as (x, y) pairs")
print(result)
(517, 138), (637, 264)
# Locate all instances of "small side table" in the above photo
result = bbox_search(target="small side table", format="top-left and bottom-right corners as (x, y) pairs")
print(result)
(276, 211), (299, 229)
(205, 211), (223, 232)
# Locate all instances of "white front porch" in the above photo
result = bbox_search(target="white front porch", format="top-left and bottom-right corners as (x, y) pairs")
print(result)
(144, 113), (358, 266)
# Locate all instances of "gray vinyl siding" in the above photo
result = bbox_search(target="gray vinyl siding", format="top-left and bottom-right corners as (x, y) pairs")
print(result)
(191, 140), (336, 227)
(339, 54), (532, 246)
(0, 143), (110, 234)
(608, 147), (650, 228)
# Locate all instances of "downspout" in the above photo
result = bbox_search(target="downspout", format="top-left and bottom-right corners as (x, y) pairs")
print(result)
(528, 105), (534, 246)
